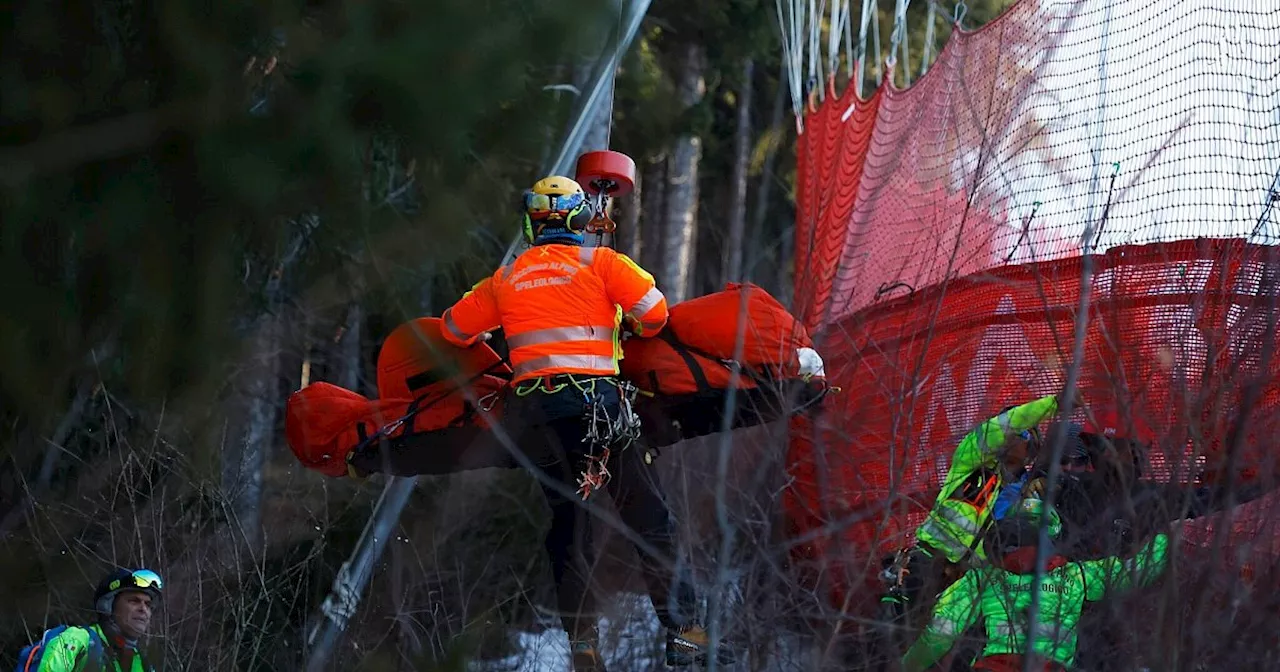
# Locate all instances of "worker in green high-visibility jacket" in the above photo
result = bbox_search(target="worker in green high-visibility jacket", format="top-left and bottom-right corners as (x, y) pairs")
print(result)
(916, 393), (1071, 563)
(900, 497), (1170, 672)
(882, 391), (1079, 608)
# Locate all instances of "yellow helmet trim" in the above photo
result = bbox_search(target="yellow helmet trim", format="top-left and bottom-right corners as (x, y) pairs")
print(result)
(530, 175), (585, 196)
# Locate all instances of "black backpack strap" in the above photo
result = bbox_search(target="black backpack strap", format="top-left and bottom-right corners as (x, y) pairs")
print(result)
(658, 331), (711, 393)
(647, 370), (661, 395)
(74, 625), (108, 672)
(660, 330), (782, 389)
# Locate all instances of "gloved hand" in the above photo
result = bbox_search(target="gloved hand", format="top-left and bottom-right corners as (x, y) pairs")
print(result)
(796, 347), (826, 380)
(1057, 386), (1086, 410)
(621, 314), (641, 337)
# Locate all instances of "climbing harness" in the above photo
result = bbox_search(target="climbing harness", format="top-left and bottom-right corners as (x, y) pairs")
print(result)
(881, 546), (914, 591)
(514, 374), (642, 501)
(579, 377), (643, 499)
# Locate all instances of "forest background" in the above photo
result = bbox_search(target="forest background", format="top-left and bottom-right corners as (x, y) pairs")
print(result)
(0, 0), (1016, 669)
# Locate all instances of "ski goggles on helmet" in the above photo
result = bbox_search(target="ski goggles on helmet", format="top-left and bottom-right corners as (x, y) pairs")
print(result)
(114, 569), (164, 592)
(524, 190), (586, 220)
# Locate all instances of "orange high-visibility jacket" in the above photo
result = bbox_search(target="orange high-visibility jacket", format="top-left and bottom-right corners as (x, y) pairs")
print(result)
(440, 244), (669, 383)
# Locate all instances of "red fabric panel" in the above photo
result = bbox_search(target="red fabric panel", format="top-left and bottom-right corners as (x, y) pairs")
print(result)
(793, 87), (882, 331)
(785, 1), (1280, 623)
(783, 239), (1280, 613)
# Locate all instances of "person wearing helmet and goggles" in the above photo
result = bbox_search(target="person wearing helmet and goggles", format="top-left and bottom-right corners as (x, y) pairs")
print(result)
(22, 568), (162, 671)
(438, 176), (731, 670)
(901, 497), (1170, 672)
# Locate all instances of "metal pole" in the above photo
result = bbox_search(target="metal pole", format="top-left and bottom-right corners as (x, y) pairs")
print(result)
(301, 2), (651, 669)
(499, 0), (653, 266)
(304, 477), (416, 672)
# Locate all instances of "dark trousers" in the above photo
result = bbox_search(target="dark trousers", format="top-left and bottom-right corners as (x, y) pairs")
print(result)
(509, 376), (698, 640)
(875, 543), (968, 667)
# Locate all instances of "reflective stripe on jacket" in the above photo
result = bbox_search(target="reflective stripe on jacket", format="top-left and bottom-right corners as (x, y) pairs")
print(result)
(439, 244), (668, 382)
(917, 496), (991, 563)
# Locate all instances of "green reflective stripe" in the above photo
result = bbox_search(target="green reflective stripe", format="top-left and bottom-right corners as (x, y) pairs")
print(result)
(917, 519), (976, 562)
(614, 252), (656, 282)
(442, 309), (472, 342)
(918, 500), (990, 563)
(629, 286), (664, 318)
(506, 326), (616, 350)
(989, 621), (1018, 638)
(931, 503), (983, 535)
(514, 354), (617, 379)
(579, 246), (597, 265)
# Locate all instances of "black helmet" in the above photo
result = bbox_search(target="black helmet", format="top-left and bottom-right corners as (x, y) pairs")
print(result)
(94, 568), (163, 615)
(989, 497), (1063, 556)
(1045, 421), (1089, 465)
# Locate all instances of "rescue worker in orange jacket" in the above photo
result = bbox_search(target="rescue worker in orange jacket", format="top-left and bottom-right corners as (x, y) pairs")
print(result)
(440, 176), (731, 671)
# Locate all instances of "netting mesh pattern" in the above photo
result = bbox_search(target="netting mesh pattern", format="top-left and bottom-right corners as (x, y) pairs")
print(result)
(786, 240), (1280, 593)
(793, 0), (1280, 330)
(783, 0), (1280, 639)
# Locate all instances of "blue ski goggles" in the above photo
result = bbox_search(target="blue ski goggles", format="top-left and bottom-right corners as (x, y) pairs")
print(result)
(524, 190), (586, 219)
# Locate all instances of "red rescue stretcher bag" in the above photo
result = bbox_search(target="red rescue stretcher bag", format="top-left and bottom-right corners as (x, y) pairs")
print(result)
(619, 283), (829, 446)
(285, 318), (512, 477)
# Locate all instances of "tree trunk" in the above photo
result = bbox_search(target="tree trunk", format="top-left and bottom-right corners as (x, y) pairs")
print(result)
(661, 43), (707, 305)
(419, 270), (435, 316)
(221, 221), (310, 558)
(777, 223), (795, 310)
(0, 373), (97, 538)
(617, 169), (641, 259)
(639, 154), (667, 277)
(337, 300), (364, 393)
(222, 312), (279, 557)
(723, 58), (754, 285)
(753, 70), (789, 296)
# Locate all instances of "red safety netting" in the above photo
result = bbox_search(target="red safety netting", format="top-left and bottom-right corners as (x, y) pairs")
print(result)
(786, 238), (1280, 611)
(782, 0), (1280, 628)
(793, 0), (1280, 329)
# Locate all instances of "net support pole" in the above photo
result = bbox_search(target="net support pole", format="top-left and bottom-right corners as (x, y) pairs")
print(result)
(300, 3), (651, 670)
(855, 0), (872, 98)
(499, 0), (654, 267)
(304, 477), (416, 672)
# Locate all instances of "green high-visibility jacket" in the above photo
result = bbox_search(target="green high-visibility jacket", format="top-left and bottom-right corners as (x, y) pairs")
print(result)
(901, 533), (1170, 672)
(36, 624), (153, 672)
(915, 395), (1060, 563)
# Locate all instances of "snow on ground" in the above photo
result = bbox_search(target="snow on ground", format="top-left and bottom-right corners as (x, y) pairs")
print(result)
(467, 592), (812, 671)
(466, 592), (662, 671)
